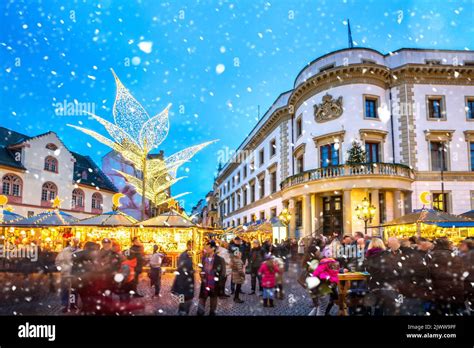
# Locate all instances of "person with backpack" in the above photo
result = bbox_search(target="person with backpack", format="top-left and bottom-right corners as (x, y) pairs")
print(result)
(258, 253), (280, 307)
(149, 244), (165, 298)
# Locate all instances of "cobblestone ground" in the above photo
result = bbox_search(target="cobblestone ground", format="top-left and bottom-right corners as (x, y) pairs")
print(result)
(0, 262), (314, 316)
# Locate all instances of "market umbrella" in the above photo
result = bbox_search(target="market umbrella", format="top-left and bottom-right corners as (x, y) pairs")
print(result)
(0, 209), (24, 223)
(137, 210), (197, 228)
(74, 210), (138, 227)
(8, 209), (79, 227)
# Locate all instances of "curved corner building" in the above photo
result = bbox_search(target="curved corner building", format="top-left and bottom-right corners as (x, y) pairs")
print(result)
(215, 47), (474, 238)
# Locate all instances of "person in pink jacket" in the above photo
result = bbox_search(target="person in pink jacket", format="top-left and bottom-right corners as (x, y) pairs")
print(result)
(258, 254), (280, 307)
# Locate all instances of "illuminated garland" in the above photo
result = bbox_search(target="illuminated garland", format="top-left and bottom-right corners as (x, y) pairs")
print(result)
(68, 70), (216, 218)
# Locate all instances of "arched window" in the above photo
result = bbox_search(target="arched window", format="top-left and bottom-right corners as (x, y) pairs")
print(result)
(44, 156), (58, 173)
(45, 143), (58, 151)
(2, 174), (23, 198)
(41, 182), (57, 202)
(91, 192), (103, 212)
(72, 188), (85, 209)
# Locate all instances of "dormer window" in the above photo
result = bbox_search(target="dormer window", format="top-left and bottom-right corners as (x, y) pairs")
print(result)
(46, 143), (58, 151)
(425, 59), (441, 65)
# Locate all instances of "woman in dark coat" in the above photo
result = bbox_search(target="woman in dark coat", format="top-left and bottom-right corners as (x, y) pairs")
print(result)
(171, 241), (195, 315)
(427, 238), (465, 315)
(363, 238), (399, 315)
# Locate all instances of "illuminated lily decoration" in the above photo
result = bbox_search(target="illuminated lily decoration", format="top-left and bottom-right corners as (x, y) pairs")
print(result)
(68, 70), (217, 219)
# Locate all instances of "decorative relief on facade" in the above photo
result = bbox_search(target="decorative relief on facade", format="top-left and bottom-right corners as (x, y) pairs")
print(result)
(397, 84), (418, 170)
(313, 94), (343, 123)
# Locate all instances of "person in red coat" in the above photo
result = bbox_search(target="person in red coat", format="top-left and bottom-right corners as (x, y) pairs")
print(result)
(258, 254), (280, 307)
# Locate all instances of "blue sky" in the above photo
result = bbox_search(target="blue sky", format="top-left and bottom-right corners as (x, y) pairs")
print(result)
(1, 0), (473, 211)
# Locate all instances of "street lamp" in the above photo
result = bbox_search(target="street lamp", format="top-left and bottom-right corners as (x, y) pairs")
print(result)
(355, 197), (376, 236)
(278, 208), (292, 240)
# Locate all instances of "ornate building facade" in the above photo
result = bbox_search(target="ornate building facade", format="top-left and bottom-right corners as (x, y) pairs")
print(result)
(215, 48), (474, 238)
(0, 127), (117, 218)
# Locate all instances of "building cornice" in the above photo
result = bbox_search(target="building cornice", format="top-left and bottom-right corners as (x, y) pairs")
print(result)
(216, 62), (474, 185)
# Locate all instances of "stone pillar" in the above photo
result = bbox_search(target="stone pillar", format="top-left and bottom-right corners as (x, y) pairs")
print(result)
(303, 194), (312, 237)
(313, 194), (324, 235)
(404, 191), (413, 214)
(288, 198), (296, 239)
(370, 189), (380, 237)
(343, 190), (352, 236)
(393, 190), (402, 219)
(311, 194), (317, 234)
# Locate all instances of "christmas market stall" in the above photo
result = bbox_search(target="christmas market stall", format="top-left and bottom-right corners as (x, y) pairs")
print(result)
(71, 209), (138, 250)
(234, 219), (273, 244)
(136, 210), (204, 269)
(382, 209), (474, 244)
(4, 205), (79, 252)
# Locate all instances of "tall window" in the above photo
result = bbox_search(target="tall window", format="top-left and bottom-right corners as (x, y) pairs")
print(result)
(250, 182), (255, 203)
(41, 182), (57, 202)
(365, 142), (380, 163)
(259, 177), (265, 199)
(72, 188), (84, 208)
(430, 141), (448, 171)
(471, 142), (474, 171)
(92, 192), (103, 210)
(296, 117), (302, 138)
(259, 148), (265, 166)
(44, 156), (58, 172)
(270, 139), (276, 157)
(467, 98), (474, 120)
(243, 164), (247, 178)
(427, 97), (444, 119)
(259, 211), (265, 221)
(433, 193), (448, 212)
(242, 187), (247, 206)
(364, 97), (378, 119)
(320, 143), (340, 168)
(270, 207), (277, 218)
(270, 171), (277, 193)
(296, 155), (304, 174)
(2, 174), (22, 197)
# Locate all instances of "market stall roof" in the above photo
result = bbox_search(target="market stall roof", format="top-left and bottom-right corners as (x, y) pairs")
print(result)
(460, 210), (474, 220)
(383, 209), (473, 227)
(1, 210), (24, 223)
(8, 209), (79, 227)
(73, 210), (138, 227)
(137, 210), (197, 228)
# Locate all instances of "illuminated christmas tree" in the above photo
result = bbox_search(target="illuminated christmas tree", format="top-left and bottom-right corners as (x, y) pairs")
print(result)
(69, 70), (216, 219)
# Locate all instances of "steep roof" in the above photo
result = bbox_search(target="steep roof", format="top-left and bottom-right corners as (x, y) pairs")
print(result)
(74, 210), (137, 226)
(0, 126), (117, 192)
(72, 151), (118, 192)
(0, 127), (28, 170)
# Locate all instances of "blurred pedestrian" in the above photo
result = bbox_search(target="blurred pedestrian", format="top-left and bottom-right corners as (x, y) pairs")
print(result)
(230, 250), (245, 303)
(248, 240), (263, 295)
(197, 240), (224, 316)
(171, 241), (195, 315)
(149, 245), (165, 298)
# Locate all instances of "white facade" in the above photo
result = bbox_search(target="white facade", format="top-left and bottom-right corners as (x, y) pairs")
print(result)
(0, 129), (116, 218)
(215, 48), (474, 238)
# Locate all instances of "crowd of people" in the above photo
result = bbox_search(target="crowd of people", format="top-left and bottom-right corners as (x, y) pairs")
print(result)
(299, 232), (474, 316)
(172, 236), (292, 316)
(51, 232), (473, 316)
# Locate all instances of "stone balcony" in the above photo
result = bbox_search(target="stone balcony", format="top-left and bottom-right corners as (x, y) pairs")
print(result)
(281, 162), (415, 190)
